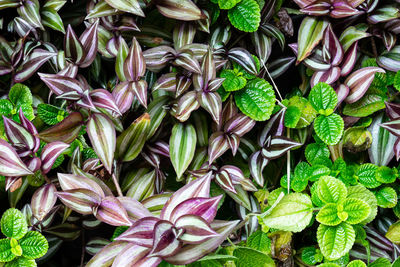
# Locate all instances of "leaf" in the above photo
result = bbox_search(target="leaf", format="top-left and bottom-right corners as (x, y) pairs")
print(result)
(0, 238), (15, 262)
(1, 208), (28, 239)
(228, 0), (261, 32)
(301, 247), (323, 265)
(19, 231), (48, 259)
(247, 230), (271, 254)
(220, 69), (246, 92)
(296, 17), (328, 63)
(9, 83), (32, 107)
(305, 143), (330, 165)
(366, 258), (391, 267)
(338, 198), (370, 224)
(260, 193), (313, 232)
(376, 166), (397, 184)
(37, 104), (68, 125)
(316, 176), (347, 204)
(6, 256), (39, 267)
(233, 247), (275, 267)
(0, 99), (12, 116)
(170, 123), (197, 180)
(375, 187), (397, 208)
(219, 0), (241, 9)
(346, 185), (377, 224)
(87, 114), (116, 174)
(347, 260), (366, 267)
(314, 114), (344, 145)
(394, 70), (400, 91)
(317, 203), (341, 226)
(308, 82), (338, 116)
(234, 78), (275, 121)
(356, 163), (381, 188)
(156, 0), (204, 21)
(342, 93), (386, 117)
(286, 96), (317, 128)
(38, 112), (83, 144)
(41, 7), (65, 33)
(317, 222), (355, 261)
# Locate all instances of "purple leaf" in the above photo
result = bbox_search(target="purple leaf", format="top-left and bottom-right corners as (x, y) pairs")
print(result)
(175, 215), (219, 244)
(3, 116), (35, 155)
(330, 0), (362, 18)
(112, 82), (134, 114)
(86, 241), (129, 267)
(41, 141), (69, 174)
(197, 91), (222, 125)
(114, 217), (159, 247)
(0, 139), (33, 176)
(64, 24), (86, 65)
(386, 102), (400, 120)
(261, 136), (302, 159)
(130, 80), (148, 108)
(323, 24), (343, 65)
(336, 84), (350, 107)
(39, 112), (83, 143)
(258, 108), (286, 146)
(228, 48), (258, 76)
(174, 50), (202, 74)
(25, 156), (41, 173)
(149, 220), (181, 258)
(56, 189), (101, 215)
(380, 119), (400, 137)
(90, 89), (121, 116)
(79, 21), (99, 68)
(249, 150), (269, 187)
(123, 37), (145, 81)
(311, 66), (341, 87)
(215, 170), (236, 193)
(111, 244), (153, 267)
(14, 49), (57, 83)
(340, 41), (358, 76)
(18, 109), (39, 152)
(156, 0), (205, 21)
(57, 173), (106, 198)
(31, 183), (57, 221)
(224, 114), (255, 137)
(171, 91), (200, 122)
(38, 73), (84, 96)
(95, 196), (132, 226)
(208, 132), (229, 164)
(143, 46), (175, 73)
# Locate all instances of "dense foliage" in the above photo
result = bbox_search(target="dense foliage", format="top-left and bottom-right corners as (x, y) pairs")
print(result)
(1, 0), (400, 266)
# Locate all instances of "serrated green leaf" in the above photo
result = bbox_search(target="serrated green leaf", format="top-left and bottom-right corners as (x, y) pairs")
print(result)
(285, 96), (317, 129)
(5, 256), (36, 267)
(220, 69), (247, 92)
(367, 258), (391, 267)
(301, 247), (323, 265)
(346, 185), (377, 224)
(376, 166), (398, 184)
(1, 209), (28, 240)
(218, 0), (241, 9)
(317, 203), (341, 226)
(342, 93), (386, 118)
(234, 78), (275, 121)
(394, 70), (400, 91)
(356, 164), (381, 189)
(317, 222), (355, 261)
(309, 165), (331, 182)
(0, 100), (12, 116)
(261, 193), (313, 232)
(228, 0), (261, 32)
(17, 104), (35, 121)
(311, 182), (325, 207)
(375, 187), (397, 208)
(0, 238), (15, 262)
(233, 247), (275, 267)
(314, 114), (344, 145)
(338, 198), (370, 225)
(309, 82), (338, 116)
(317, 176), (347, 204)
(19, 231), (48, 259)
(318, 263), (340, 267)
(170, 123), (197, 180)
(291, 162), (310, 192)
(37, 104), (68, 125)
(247, 230), (271, 254)
(284, 105), (301, 128)
(305, 143), (330, 165)
(347, 260), (366, 267)
(8, 84), (32, 107)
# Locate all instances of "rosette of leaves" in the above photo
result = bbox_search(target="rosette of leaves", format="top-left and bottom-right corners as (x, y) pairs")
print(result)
(0, 208), (48, 267)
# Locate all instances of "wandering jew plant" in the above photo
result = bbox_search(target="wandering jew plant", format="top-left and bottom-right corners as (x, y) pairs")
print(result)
(1, 0), (400, 266)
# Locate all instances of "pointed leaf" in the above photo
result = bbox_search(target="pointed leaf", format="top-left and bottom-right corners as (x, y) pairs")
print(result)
(39, 112), (83, 144)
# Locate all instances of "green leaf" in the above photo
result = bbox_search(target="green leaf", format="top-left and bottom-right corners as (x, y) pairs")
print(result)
(347, 260), (366, 267)
(220, 69), (247, 92)
(297, 17), (328, 62)
(247, 230), (271, 254)
(1, 208), (28, 240)
(291, 162), (311, 192)
(0, 238), (15, 262)
(233, 247), (275, 267)
(232, 55), (260, 79)
(8, 84), (32, 107)
(346, 185), (377, 224)
(301, 247), (323, 265)
(9, 238), (21, 257)
(309, 82), (338, 116)
(170, 123), (197, 180)
(37, 104), (68, 125)
(342, 93), (386, 118)
(386, 221), (400, 245)
(356, 164), (381, 189)
(317, 222), (355, 261)
(394, 70), (400, 91)
(261, 193), (313, 232)
(218, 0), (241, 9)
(367, 258), (391, 267)
(375, 187), (397, 208)
(111, 226), (129, 241)
(234, 78), (275, 121)
(314, 114), (344, 145)
(338, 198), (370, 225)
(5, 257), (36, 267)
(317, 176), (347, 204)
(317, 203), (341, 226)
(17, 104), (34, 121)
(0, 100), (12, 116)
(41, 7), (65, 33)
(285, 96), (317, 128)
(309, 165), (331, 182)
(318, 264), (340, 267)
(376, 166), (398, 184)
(19, 231), (48, 259)
(305, 143), (330, 165)
(284, 105), (301, 128)
(228, 0), (261, 32)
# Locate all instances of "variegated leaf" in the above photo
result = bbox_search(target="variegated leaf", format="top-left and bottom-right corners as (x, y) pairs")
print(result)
(31, 184), (57, 221)
(40, 141), (69, 174)
(39, 112), (83, 143)
(0, 139), (32, 176)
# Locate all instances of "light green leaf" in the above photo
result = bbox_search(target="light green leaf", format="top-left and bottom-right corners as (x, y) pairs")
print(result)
(386, 221), (400, 245)
(318, 264), (340, 267)
(170, 123), (197, 180)
(394, 71), (400, 91)
(9, 238), (21, 257)
(367, 258), (391, 267)
(317, 203), (341, 226)
(247, 230), (271, 254)
(261, 193), (313, 232)
(309, 82), (338, 116)
(19, 231), (49, 259)
(305, 143), (330, 165)
(1, 208), (28, 240)
(285, 96), (317, 128)
(41, 7), (65, 33)
(0, 100), (12, 116)
(338, 198), (370, 225)
(297, 17), (328, 62)
(346, 185), (377, 224)
(339, 24), (369, 52)
(0, 238), (15, 262)
(5, 256), (36, 267)
(309, 165), (331, 182)
(228, 0), (261, 32)
(343, 93), (386, 118)
(234, 78), (275, 121)
(317, 222), (355, 261)
(347, 260), (366, 267)
(356, 164), (381, 189)
(375, 187), (397, 208)
(314, 114), (344, 145)
(17, 104), (34, 121)
(219, 0), (241, 9)
(37, 104), (68, 125)
(233, 247), (275, 267)
(9, 84), (32, 106)
(220, 69), (247, 92)
(317, 176), (347, 204)
(284, 105), (301, 128)
(376, 166), (398, 184)
(301, 247), (323, 265)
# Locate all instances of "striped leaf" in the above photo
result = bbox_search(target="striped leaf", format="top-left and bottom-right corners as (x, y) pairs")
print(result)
(41, 7), (65, 33)
(208, 131), (230, 164)
(31, 184), (57, 221)
(172, 91), (200, 122)
(169, 196), (221, 224)
(126, 170), (156, 201)
(95, 196), (132, 226)
(3, 116), (35, 154)
(170, 123), (197, 180)
(38, 73), (83, 96)
(296, 17), (328, 63)
(14, 49), (57, 83)
(249, 150), (268, 187)
(39, 112), (83, 143)
(87, 113), (116, 174)
(0, 139), (32, 176)
(115, 217), (159, 247)
(104, 0), (143, 17)
(40, 141), (69, 174)
(65, 25), (86, 65)
(90, 89), (121, 116)
(123, 37), (145, 81)
(79, 21), (99, 68)
(261, 136), (302, 159)
(228, 48), (258, 76)
(377, 45), (400, 72)
(345, 67), (385, 103)
(17, 0), (43, 30)
(173, 23), (196, 50)
(174, 50), (202, 74)
(85, 241), (129, 267)
(197, 91), (222, 125)
(150, 220), (181, 257)
(58, 173), (106, 198)
(115, 37), (129, 82)
(175, 215), (219, 244)
(112, 82), (134, 114)
(116, 113), (150, 162)
(156, 0), (204, 21)
(56, 189), (101, 215)
(130, 80), (148, 108)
